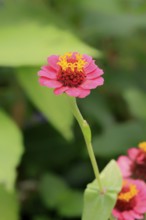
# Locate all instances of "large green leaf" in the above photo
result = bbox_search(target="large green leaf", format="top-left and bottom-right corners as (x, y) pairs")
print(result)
(93, 121), (146, 157)
(39, 173), (83, 217)
(0, 0), (98, 66)
(0, 185), (19, 220)
(16, 67), (73, 139)
(82, 160), (122, 220)
(0, 110), (24, 190)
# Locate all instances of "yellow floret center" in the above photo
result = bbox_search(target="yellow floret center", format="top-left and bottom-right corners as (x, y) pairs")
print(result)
(118, 183), (138, 202)
(57, 52), (88, 72)
(139, 142), (146, 153)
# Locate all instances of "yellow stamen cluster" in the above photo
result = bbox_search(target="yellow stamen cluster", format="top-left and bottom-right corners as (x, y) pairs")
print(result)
(139, 142), (146, 153)
(57, 52), (88, 72)
(118, 183), (138, 202)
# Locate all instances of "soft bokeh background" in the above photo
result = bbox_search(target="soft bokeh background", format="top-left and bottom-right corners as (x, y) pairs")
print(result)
(0, 0), (146, 219)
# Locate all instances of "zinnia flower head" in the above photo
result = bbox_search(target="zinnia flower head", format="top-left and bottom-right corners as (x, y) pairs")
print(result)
(113, 179), (146, 220)
(38, 52), (104, 98)
(118, 142), (146, 182)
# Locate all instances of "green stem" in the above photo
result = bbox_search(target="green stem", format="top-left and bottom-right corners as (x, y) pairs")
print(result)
(67, 96), (103, 192)
(144, 214), (146, 220)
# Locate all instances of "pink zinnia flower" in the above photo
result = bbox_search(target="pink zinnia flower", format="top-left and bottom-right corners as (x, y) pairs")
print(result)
(38, 52), (104, 98)
(113, 179), (146, 220)
(118, 142), (146, 182)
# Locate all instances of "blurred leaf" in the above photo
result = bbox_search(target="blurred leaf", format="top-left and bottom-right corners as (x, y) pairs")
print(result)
(81, 0), (146, 37)
(0, 110), (24, 190)
(39, 173), (83, 217)
(83, 13), (146, 37)
(82, 160), (122, 220)
(0, 0), (98, 66)
(124, 88), (146, 120)
(58, 190), (83, 217)
(33, 216), (52, 220)
(39, 173), (69, 209)
(82, 0), (122, 14)
(81, 92), (115, 128)
(16, 67), (73, 140)
(0, 185), (19, 220)
(93, 121), (146, 157)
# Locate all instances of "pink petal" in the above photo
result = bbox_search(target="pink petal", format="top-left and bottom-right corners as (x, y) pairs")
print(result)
(131, 180), (146, 213)
(42, 65), (58, 74)
(128, 210), (143, 219)
(137, 153), (145, 164)
(72, 52), (78, 58)
(136, 198), (146, 211)
(39, 77), (62, 88)
(136, 180), (146, 195)
(128, 148), (139, 160)
(117, 156), (132, 177)
(112, 209), (123, 219)
(82, 54), (92, 68)
(122, 211), (134, 220)
(84, 61), (97, 74)
(130, 211), (143, 219)
(134, 205), (146, 213)
(65, 88), (82, 97)
(47, 55), (59, 70)
(54, 86), (69, 95)
(78, 89), (90, 98)
(38, 69), (57, 79)
(86, 68), (104, 79)
(81, 77), (104, 89)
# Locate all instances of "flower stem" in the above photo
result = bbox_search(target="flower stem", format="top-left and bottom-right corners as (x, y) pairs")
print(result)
(67, 96), (103, 192)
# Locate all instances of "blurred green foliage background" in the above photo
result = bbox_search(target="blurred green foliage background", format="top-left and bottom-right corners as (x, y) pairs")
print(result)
(0, 0), (146, 219)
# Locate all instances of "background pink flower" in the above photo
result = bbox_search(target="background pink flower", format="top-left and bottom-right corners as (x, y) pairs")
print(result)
(38, 52), (104, 98)
(112, 179), (146, 220)
(118, 142), (146, 182)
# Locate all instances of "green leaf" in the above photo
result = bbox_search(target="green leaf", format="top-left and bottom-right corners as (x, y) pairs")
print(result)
(81, 0), (146, 37)
(0, 0), (98, 66)
(100, 160), (122, 192)
(58, 190), (83, 217)
(16, 67), (73, 140)
(0, 110), (24, 190)
(82, 0), (122, 14)
(39, 173), (69, 209)
(0, 185), (19, 220)
(124, 88), (146, 120)
(39, 173), (83, 217)
(82, 160), (122, 220)
(93, 121), (146, 157)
